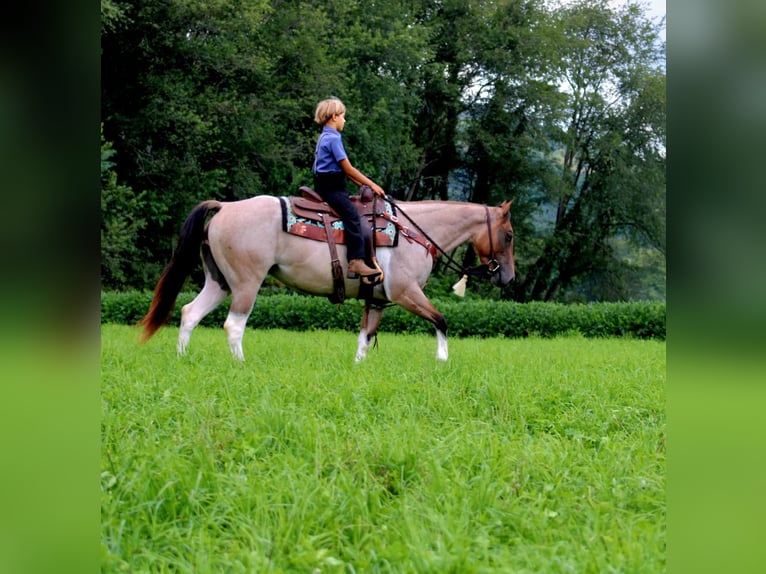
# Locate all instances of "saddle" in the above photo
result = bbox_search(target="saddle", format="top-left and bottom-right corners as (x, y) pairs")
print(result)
(279, 186), (438, 305)
(279, 185), (397, 303)
(284, 186), (398, 248)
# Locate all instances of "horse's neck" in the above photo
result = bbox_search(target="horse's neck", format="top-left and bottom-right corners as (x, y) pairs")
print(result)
(399, 201), (487, 252)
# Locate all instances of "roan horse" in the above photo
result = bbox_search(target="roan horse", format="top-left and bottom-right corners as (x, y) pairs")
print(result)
(138, 194), (515, 361)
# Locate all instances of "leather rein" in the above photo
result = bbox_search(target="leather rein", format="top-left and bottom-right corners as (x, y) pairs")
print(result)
(379, 195), (501, 279)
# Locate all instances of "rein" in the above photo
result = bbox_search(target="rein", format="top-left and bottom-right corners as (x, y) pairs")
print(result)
(382, 196), (501, 280)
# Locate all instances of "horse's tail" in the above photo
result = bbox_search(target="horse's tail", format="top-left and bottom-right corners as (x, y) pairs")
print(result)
(138, 200), (223, 342)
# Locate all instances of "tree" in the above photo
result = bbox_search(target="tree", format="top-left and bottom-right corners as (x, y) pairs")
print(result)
(100, 0), (431, 277)
(404, 0), (484, 200)
(456, 0), (562, 293)
(101, 125), (149, 289)
(327, 0), (428, 196)
(100, 0), (665, 300)
(514, 0), (666, 301)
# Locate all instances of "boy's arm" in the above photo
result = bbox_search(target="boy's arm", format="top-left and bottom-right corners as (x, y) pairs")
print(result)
(339, 159), (385, 196)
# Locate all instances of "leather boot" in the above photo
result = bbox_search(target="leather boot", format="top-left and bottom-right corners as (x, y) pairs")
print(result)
(348, 259), (381, 277)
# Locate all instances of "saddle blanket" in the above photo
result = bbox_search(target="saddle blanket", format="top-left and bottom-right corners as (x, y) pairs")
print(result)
(279, 196), (399, 247)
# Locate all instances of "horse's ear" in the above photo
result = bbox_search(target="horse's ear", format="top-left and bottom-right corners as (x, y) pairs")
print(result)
(501, 200), (513, 217)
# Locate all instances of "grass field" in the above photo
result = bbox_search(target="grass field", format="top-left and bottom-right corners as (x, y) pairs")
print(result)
(101, 325), (665, 573)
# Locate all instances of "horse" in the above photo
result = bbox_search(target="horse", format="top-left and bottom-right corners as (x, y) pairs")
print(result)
(138, 194), (515, 361)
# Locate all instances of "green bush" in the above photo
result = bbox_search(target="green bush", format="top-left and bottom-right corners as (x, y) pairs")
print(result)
(102, 291), (665, 340)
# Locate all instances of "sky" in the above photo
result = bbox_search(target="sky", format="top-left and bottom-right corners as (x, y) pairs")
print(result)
(646, 0), (666, 41)
(647, 0), (666, 20)
(617, 0), (665, 20)
(627, 0), (666, 41)
(551, 1), (667, 42)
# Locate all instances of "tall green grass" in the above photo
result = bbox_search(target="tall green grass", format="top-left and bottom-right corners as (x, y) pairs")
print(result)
(102, 325), (665, 573)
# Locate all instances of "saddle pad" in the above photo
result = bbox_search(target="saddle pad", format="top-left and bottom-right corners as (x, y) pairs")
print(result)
(279, 196), (399, 247)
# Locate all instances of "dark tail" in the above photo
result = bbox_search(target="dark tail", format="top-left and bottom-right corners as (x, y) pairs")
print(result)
(138, 200), (222, 342)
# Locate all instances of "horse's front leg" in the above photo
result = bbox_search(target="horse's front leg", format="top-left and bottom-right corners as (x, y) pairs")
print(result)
(391, 284), (449, 361)
(356, 304), (386, 362)
(436, 329), (448, 362)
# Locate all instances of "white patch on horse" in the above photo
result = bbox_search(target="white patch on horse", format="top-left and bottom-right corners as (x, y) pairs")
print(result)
(436, 330), (449, 361)
(178, 279), (229, 355)
(375, 248), (393, 298)
(355, 330), (370, 362)
(224, 312), (249, 361)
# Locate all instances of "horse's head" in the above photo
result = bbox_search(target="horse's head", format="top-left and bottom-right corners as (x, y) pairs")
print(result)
(475, 200), (515, 287)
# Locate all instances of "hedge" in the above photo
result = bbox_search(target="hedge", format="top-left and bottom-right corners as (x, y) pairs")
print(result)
(102, 291), (665, 340)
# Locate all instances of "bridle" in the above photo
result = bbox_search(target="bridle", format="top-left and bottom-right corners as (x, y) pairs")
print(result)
(483, 205), (501, 276)
(381, 195), (502, 280)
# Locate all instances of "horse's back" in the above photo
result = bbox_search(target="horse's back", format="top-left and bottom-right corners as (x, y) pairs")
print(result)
(207, 195), (281, 234)
(212, 194), (280, 220)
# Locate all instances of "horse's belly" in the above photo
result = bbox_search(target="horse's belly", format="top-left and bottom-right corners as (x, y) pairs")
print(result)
(271, 237), (390, 300)
(271, 266), (335, 296)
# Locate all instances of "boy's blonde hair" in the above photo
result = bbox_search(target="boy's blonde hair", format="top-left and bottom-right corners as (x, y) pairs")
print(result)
(314, 97), (346, 125)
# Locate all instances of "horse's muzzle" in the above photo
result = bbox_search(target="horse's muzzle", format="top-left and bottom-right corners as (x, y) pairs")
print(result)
(491, 268), (515, 287)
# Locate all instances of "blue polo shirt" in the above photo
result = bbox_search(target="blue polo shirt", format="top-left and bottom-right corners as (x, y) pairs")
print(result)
(313, 126), (347, 174)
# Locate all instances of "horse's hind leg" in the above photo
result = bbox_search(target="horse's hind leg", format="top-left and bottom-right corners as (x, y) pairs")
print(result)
(356, 304), (386, 362)
(178, 275), (229, 355)
(224, 285), (261, 361)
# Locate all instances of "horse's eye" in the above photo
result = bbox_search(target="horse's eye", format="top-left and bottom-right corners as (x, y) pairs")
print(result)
(505, 232), (514, 243)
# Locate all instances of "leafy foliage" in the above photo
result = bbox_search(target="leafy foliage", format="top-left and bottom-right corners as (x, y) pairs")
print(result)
(515, 0), (666, 301)
(101, 125), (150, 289)
(101, 0), (665, 302)
(101, 291), (665, 339)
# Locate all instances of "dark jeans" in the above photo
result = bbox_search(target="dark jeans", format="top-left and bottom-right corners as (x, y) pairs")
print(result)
(314, 173), (365, 260)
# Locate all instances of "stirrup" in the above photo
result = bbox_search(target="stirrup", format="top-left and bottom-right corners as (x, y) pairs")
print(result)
(360, 273), (384, 286)
(347, 269), (382, 280)
(357, 258), (385, 285)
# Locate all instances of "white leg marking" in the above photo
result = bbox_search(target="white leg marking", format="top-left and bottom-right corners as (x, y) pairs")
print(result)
(224, 312), (249, 361)
(355, 330), (370, 362)
(178, 338), (189, 356)
(436, 330), (449, 361)
(177, 282), (228, 355)
(178, 302), (196, 356)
